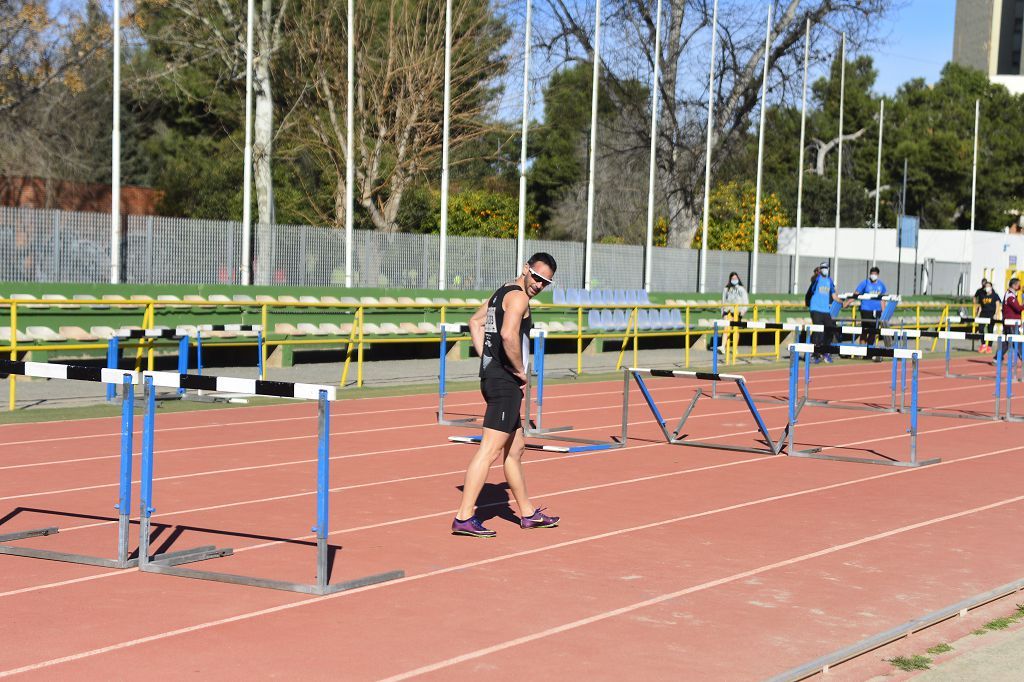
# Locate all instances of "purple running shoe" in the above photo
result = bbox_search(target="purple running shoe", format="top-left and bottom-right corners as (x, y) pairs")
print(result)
(520, 507), (559, 529)
(451, 516), (496, 538)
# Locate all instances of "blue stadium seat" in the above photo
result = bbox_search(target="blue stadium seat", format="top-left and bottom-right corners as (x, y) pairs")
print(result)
(553, 288), (566, 305)
(588, 309), (604, 329)
(612, 309), (627, 330)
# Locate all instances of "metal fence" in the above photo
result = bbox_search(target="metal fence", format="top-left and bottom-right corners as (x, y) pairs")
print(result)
(0, 206), (968, 294)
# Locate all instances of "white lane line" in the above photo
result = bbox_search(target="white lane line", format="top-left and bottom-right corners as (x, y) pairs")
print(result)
(377, 493), (1024, 681)
(0, 364), (994, 472)
(4, 451), (1023, 679)
(0, 383), (994, 501)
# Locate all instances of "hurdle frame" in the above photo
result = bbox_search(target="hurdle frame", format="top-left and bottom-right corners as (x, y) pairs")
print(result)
(523, 328), (572, 436)
(106, 325), (265, 402)
(997, 335), (1024, 422)
(785, 344), (940, 468)
(437, 322), (478, 427)
(943, 316), (1002, 381)
(0, 361), (143, 569)
(625, 367), (789, 457)
(136, 371), (405, 595)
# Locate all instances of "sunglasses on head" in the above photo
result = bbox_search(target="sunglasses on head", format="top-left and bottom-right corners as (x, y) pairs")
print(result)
(528, 267), (553, 287)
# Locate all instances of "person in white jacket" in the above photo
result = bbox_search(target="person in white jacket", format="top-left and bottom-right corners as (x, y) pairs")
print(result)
(720, 272), (749, 357)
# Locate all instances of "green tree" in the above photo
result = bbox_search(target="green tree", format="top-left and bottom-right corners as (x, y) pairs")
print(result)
(887, 63), (1024, 231)
(691, 181), (788, 253)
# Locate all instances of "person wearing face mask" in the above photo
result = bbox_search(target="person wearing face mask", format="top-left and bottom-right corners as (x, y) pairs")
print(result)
(1002, 278), (1022, 356)
(854, 266), (888, 361)
(805, 261), (850, 363)
(720, 272), (749, 356)
(973, 279), (1000, 353)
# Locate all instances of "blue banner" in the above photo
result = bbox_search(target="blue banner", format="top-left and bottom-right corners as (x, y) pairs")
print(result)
(898, 215), (919, 249)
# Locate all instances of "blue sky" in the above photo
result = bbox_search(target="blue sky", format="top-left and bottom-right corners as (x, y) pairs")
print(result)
(867, 0), (956, 94)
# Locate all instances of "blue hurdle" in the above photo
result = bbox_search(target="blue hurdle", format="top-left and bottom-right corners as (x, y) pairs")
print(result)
(107, 325), (264, 402)
(136, 370), (404, 595)
(625, 367), (789, 456)
(786, 343), (939, 467)
(0, 360), (141, 568)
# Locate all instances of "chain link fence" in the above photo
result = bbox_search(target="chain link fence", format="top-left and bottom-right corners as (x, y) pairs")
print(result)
(0, 206), (968, 294)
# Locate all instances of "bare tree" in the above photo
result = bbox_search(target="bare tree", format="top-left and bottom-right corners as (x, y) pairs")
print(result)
(0, 1), (112, 184)
(133, 0), (291, 227)
(536, 0), (899, 247)
(287, 0), (508, 232)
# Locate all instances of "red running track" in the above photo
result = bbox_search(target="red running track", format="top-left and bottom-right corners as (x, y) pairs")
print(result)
(0, 356), (1022, 679)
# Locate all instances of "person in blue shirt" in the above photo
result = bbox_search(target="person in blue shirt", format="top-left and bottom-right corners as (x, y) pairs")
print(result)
(855, 266), (887, 360)
(805, 261), (850, 363)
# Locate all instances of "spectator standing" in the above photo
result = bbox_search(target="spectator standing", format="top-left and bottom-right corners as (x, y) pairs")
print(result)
(855, 266), (888, 361)
(974, 279), (1000, 353)
(721, 272), (749, 357)
(805, 261), (850, 363)
(1002, 278), (1022, 358)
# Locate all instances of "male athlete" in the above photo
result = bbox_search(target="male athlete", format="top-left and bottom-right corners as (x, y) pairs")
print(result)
(452, 253), (560, 538)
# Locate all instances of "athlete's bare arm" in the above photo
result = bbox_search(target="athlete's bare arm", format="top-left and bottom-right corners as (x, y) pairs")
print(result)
(501, 289), (529, 386)
(468, 299), (489, 357)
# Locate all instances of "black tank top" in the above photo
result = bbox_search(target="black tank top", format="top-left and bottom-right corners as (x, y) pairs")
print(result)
(480, 283), (533, 381)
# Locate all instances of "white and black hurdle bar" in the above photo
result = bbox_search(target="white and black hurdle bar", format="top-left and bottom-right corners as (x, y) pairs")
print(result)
(625, 367), (789, 457)
(0, 360), (146, 569)
(135, 370), (405, 595)
(107, 324), (264, 401)
(786, 344), (940, 467)
(720, 320), (904, 413)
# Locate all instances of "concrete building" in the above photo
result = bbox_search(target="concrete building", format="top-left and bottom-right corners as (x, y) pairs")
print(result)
(953, 0), (1024, 94)
(778, 226), (1024, 295)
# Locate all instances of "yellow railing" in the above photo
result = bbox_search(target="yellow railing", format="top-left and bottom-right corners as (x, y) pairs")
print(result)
(1, 297), (963, 410)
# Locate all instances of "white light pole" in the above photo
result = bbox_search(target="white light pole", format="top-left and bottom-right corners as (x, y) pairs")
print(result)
(345, 0), (355, 287)
(516, 0), (533, 273)
(239, 0), (254, 285)
(698, 0), (719, 294)
(832, 33), (846, 282)
(871, 99), (884, 266)
(439, 0), (453, 290)
(584, 0), (602, 290)
(110, 0), (121, 284)
(751, 3), (772, 295)
(643, 0), (664, 293)
(968, 98), (980, 289)
(970, 99), (979, 232)
(792, 18), (809, 294)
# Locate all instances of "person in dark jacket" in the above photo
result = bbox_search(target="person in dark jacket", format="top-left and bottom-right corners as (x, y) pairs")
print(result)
(1002, 278), (1022, 359)
(974, 279), (1001, 353)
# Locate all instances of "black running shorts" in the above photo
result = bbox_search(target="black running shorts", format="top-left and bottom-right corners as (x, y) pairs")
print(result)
(480, 377), (523, 434)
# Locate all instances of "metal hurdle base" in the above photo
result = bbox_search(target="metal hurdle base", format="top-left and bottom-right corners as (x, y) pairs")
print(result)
(0, 518), (140, 569)
(787, 448), (941, 468)
(0, 378), (144, 569)
(449, 434), (622, 454)
(137, 517), (403, 596)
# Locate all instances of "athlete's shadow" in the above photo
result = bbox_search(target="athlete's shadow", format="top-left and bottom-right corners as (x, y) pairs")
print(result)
(456, 482), (520, 525)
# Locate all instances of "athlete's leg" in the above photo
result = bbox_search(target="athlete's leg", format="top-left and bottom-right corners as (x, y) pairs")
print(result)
(456, 427), (511, 520)
(501, 427), (536, 518)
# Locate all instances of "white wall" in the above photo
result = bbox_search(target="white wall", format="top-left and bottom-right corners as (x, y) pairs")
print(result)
(778, 227), (1024, 292)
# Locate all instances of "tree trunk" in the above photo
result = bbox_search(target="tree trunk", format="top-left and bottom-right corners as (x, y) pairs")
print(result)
(252, 20), (275, 284)
(666, 193), (699, 249)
